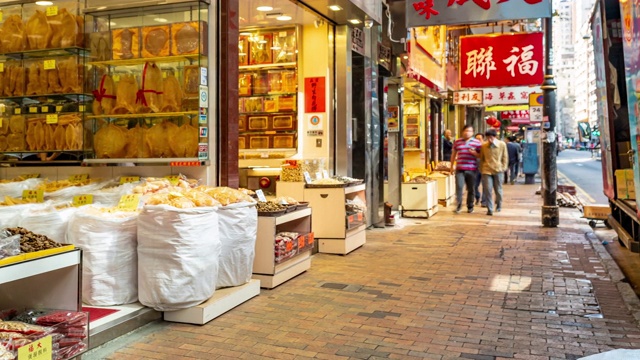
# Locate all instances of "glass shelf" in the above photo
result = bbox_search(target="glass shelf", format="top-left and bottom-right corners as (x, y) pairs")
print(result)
(86, 110), (199, 120)
(239, 130), (297, 135)
(0, 47), (89, 60)
(239, 92), (297, 98)
(239, 62), (297, 71)
(88, 54), (203, 67)
(0, 94), (92, 104)
(83, 158), (208, 166)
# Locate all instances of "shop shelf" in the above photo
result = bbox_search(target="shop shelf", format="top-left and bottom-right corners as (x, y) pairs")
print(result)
(0, 47), (89, 60)
(0, 94), (91, 104)
(87, 54), (203, 67)
(239, 62), (297, 71)
(0, 248), (80, 284)
(86, 110), (199, 120)
(83, 158), (208, 166)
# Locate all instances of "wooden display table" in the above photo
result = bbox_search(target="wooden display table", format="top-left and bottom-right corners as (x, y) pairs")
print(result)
(401, 180), (439, 218)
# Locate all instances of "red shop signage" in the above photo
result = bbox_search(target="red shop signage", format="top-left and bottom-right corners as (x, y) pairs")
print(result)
(500, 110), (530, 119)
(304, 77), (326, 113)
(460, 32), (543, 88)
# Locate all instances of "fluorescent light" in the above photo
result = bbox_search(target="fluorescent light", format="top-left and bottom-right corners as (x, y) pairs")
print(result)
(271, 46), (281, 50)
(257, 6), (273, 11)
(329, 5), (342, 11)
(348, 19), (361, 24)
(154, 17), (168, 23)
(35, 1), (53, 5)
(239, 32), (251, 36)
(109, 21), (117, 26)
(277, 15), (292, 21)
(258, 40), (267, 44)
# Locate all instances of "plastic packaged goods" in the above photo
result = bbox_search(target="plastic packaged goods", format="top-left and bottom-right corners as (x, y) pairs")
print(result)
(0, 178), (43, 198)
(196, 186), (255, 206)
(137, 205), (220, 311)
(0, 234), (20, 260)
(216, 202), (258, 288)
(67, 207), (138, 305)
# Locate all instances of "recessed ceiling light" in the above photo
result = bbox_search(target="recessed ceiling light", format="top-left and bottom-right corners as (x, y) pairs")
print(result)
(402, 55), (409, 59)
(348, 19), (361, 24)
(154, 17), (168, 23)
(239, 32), (251, 36)
(35, 1), (53, 5)
(277, 15), (292, 21)
(257, 6), (274, 11)
(329, 5), (342, 11)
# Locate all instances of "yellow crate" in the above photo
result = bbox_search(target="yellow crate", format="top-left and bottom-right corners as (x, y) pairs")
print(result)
(0, 244), (75, 266)
(583, 205), (611, 220)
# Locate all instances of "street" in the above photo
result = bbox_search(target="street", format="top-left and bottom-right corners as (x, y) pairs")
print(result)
(557, 148), (608, 204)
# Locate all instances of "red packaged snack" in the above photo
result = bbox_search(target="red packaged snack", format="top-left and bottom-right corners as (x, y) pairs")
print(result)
(0, 321), (51, 335)
(35, 311), (87, 327)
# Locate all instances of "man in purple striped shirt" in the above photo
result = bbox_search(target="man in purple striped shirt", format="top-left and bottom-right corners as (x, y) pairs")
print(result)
(449, 125), (482, 213)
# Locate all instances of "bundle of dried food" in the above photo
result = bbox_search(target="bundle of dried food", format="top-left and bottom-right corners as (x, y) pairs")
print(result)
(136, 62), (162, 113)
(94, 123), (127, 158)
(273, 196), (298, 205)
(58, 57), (83, 93)
(146, 192), (195, 209)
(4, 227), (63, 253)
(1, 15), (26, 53)
(141, 25), (169, 58)
(125, 124), (151, 158)
(169, 123), (197, 158)
(90, 31), (112, 61)
(48, 8), (78, 48)
(36, 177), (94, 193)
(132, 178), (172, 194)
(112, 28), (140, 60)
(160, 73), (183, 112)
(171, 21), (206, 55)
(91, 74), (116, 115)
(25, 10), (52, 50)
(111, 74), (138, 114)
(196, 186), (255, 206)
(146, 120), (178, 158)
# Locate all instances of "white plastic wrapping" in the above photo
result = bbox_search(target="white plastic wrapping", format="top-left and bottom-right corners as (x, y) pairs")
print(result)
(92, 182), (137, 206)
(44, 180), (109, 202)
(137, 205), (220, 311)
(216, 202), (258, 288)
(18, 205), (77, 243)
(0, 203), (45, 229)
(0, 178), (43, 198)
(67, 207), (138, 306)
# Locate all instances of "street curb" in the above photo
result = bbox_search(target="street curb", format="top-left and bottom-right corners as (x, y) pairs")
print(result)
(585, 231), (640, 324)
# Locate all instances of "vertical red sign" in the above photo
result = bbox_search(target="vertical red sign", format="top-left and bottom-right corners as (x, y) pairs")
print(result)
(304, 77), (326, 113)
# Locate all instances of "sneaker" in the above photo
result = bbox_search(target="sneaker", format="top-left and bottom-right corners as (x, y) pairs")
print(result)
(487, 211), (493, 216)
(510, 180), (515, 185)
(455, 206), (462, 214)
(496, 208), (501, 212)
(475, 199), (480, 205)
(468, 208), (474, 213)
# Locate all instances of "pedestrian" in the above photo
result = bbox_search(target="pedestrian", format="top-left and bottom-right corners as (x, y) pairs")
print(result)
(449, 125), (482, 214)
(479, 128), (508, 216)
(505, 136), (521, 185)
(442, 129), (453, 161)
(474, 133), (486, 207)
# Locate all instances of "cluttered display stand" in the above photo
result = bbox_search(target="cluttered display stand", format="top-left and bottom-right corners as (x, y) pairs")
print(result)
(252, 206), (313, 289)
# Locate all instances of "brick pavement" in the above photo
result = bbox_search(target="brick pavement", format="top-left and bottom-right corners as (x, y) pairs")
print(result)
(87, 182), (640, 360)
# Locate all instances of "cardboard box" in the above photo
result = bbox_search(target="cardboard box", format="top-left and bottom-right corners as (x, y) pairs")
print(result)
(583, 205), (611, 220)
(615, 169), (633, 199)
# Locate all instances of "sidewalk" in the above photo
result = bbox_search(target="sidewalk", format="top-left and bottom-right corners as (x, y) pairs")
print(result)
(86, 182), (640, 360)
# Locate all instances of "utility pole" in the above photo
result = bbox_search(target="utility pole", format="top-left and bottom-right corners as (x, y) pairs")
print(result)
(541, 14), (559, 227)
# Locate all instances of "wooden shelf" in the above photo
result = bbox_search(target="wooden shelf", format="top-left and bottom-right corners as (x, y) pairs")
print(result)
(239, 62), (296, 71)
(88, 54), (203, 67)
(86, 110), (199, 120)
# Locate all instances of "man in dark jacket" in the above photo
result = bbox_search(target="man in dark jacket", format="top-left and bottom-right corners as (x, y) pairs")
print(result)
(442, 129), (453, 161)
(505, 136), (521, 185)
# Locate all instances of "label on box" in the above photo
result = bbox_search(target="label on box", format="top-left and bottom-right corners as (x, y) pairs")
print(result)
(113, 74), (120, 81)
(255, 189), (267, 202)
(41, 106), (48, 113)
(164, 175), (180, 185)
(0, 62), (3, 73)
(0, 119), (2, 128)
(14, 108), (20, 115)
(29, 107), (38, 114)
(79, 105), (85, 112)
(46, 6), (58, 16)
(18, 335), (52, 360)
(120, 176), (140, 184)
(322, 170), (329, 179)
(43, 59), (56, 70)
(0, 11), (3, 23)
(297, 235), (305, 250)
(69, 174), (88, 182)
(72, 194), (93, 207)
(46, 114), (58, 124)
(22, 190), (44, 203)
(56, 105), (63, 112)
(117, 194), (141, 211)
(303, 171), (312, 184)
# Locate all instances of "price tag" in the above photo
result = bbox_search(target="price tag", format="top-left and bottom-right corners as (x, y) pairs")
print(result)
(120, 176), (140, 184)
(14, 108), (20, 115)
(79, 105), (86, 112)
(22, 190), (44, 203)
(0, 11), (3, 23)
(72, 194), (93, 207)
(41, 106), (48, 113)
(43, 59), (56, 70)
(45, 114), (58, 124)
(56, 105), (63, 112)
(68, 174), (88, 182)
(303, 171), (312, 184)
(29, 107), (38, 114)
(17, 335), (52, 360)
(162, 71), (167, 78)
(113, 74), (120, 81)
(46, 6), (58, 16)
(117, 194), (141, 211)
(322, 170), (329, 179)
(297, 235), (305, 250)
(0, 62), (4, 73)
(255, 189), (267, 202)
(315, 172), (322, 180)
(22, 174), (40, 179)
(164, 175), (180, 185)
(0, 118), (2, 128)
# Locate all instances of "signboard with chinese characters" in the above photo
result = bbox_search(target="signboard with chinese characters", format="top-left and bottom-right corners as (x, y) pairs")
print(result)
(460, 32), (544, 88)
(528, 106), (543, 123)
(406, 0), (551, 27)
(378, 43), (392, 71)
(351, 27), (365, 55)
(304, 77), (326, 113)
(452, 90), (483, 105)
(500, 110), (530, 120)
(478, 86), (541, 105)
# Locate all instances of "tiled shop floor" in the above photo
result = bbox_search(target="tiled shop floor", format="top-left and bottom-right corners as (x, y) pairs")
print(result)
(86, 182), (640, 360)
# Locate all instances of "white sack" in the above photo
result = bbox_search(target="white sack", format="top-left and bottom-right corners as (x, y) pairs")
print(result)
(92, 182), (137, 207)
(0, 203), (46, 229)
(44, 180), (109, 202)
(19, 205), (77, 243)
(137, 205), (220, 311)
(67, 207), (138, 306)
(0, 178), (42, 198)
(216, 202), (257, 288)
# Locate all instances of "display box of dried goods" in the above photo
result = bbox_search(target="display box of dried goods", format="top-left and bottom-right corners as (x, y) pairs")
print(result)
(272, 115), (295, 130)
(2, 61), (26, 97)
(170, 21), (208, 56)
(253, 71), (269, 95)
(405, 115), (419, 125)
(22, 2), (84, 51)
(0, 6), (25, 54)
(141, 25), (170, 58)
(249, 135), (269, 149)
(272, 134), (295, 149)
(247, 115), (268, 131)
(243, 97), (264, 113)
(238, 114), (247, 131)
(405, 124), (419, 136)
(404, 136), (419, 149)
(183, 65), (200, 96)
(296, 232), (314, 252)
(238, 73), (252, 96)
(263, 97), (278, 112)
(90, 31), (112, 61)
(249, 33), (273, 65)
(267, 71), (283, 94)
(274, 231), (299, 264)
(277, 96), (296, 111)
(281, 70), (297, 93)
(346, 212), (364, 230)
(238, 36), (249, 66)
(238, 135), (246, 150)
(272, 29), (296, 63)
(112, 27), (141, 60)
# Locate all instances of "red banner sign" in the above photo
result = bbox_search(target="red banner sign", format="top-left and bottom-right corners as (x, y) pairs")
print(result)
(460, 32), (544, 88)
(304, 77), (326, 113)
(501, 110), (530, 119)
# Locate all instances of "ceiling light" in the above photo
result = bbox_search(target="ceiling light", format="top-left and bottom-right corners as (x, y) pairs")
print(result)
(258, 40), (267, 44)
(271, 46), (281, 50)
(109, 21), (117, 26)
(257, 6), (273, 11)
(329, 5), (342, 11)
(402, 55), (409, 59)
(348, 19), (361, 25)
(35, 1), (53, 5)
(239, 32), (251, 36)
(277, 15), (292, 21)
(154, 17), (168, 23)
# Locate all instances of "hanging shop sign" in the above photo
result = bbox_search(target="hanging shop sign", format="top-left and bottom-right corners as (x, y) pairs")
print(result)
(304, 77), (326, 113)
(452, 90), (483, 104)
(529, 106), (543, 123)
(500, 110), (529, 120)
(406, 0), (551, 27)
(378, 43), (392, 71)
(477, 86), (541, 105)
(460, 32), (544, 88)
(352, 27), (365, 56)
(388, 105), (400, 132)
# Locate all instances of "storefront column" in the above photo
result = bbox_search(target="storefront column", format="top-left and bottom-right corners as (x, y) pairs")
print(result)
(335, 25), (353, 176)
(219, 0), (239, 187)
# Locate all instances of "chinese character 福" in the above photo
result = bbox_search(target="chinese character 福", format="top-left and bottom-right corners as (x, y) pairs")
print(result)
(503, 44), (539, 77)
